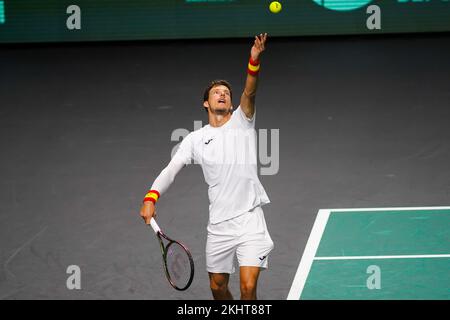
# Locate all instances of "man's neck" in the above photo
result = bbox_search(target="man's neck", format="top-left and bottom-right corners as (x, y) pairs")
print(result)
(208, 112), (232, 128)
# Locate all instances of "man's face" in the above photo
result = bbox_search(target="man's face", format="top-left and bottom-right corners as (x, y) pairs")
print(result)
(204, 85), (232, 115)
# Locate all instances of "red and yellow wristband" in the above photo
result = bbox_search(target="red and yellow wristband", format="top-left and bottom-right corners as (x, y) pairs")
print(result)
(247, 57), (260, 76)
(143, 189), (160, 204)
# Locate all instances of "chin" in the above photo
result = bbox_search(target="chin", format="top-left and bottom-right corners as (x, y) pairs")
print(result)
(213, 106), (231, 114)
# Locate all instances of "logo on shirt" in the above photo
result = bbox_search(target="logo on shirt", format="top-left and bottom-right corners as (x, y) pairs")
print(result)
(204, 138), (214, 145)
(259, 256), (267, 261)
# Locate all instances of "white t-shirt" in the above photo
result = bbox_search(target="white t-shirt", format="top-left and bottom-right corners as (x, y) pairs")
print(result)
(172, 106), (270, 224)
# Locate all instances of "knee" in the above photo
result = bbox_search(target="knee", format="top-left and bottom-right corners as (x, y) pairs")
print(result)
(210, 281), (228, 295)
(240, 281), (257, 297)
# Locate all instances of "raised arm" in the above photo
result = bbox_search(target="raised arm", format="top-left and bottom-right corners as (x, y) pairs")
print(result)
(240, 33), (268, 119)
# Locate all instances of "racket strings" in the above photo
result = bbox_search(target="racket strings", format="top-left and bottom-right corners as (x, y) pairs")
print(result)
(166, 242), (192, 289)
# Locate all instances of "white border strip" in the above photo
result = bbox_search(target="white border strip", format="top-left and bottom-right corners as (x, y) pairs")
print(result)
(287, 209), (331, 300)
(315, 254), (450, 260)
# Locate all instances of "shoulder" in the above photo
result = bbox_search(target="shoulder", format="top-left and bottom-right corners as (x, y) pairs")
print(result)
(183, 125), (210, 146)
(232, 105), (255, 125)
(190, 125), (208, 139)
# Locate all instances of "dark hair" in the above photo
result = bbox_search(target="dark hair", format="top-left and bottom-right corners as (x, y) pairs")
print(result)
(203, 80), (233, 113)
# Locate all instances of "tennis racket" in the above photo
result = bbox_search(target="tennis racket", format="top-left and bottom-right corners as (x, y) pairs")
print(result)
(149, 218), (194, 291)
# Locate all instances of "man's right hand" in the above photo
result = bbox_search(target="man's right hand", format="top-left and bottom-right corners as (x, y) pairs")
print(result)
(140, 201), (156, 225)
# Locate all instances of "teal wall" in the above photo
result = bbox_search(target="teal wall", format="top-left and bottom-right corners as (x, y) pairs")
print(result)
(0, 0), (449, 43)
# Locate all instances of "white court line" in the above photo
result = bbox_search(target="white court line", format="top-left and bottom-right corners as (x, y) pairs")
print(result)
(286, 209), (330, 300)
(324, 206), (450, 212)
(287, 206), (450, 300)
(315, 254), (450, 260)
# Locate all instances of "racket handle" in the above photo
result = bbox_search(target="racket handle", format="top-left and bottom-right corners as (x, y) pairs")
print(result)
(149, 218), (161, 234)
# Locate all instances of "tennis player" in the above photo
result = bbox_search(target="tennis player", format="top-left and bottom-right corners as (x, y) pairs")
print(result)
(140, 33), (274, 300)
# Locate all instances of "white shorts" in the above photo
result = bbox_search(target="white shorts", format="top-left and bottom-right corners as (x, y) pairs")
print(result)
(206, 206), (274, 274)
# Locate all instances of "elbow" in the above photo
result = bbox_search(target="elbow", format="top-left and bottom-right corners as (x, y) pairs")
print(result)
(243, 90), (256, 99)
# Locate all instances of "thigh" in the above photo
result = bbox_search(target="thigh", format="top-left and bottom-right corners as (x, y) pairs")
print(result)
(206, 231), (237, 274)
(239, 266), (261, 286)
(236, 208), (274, 269)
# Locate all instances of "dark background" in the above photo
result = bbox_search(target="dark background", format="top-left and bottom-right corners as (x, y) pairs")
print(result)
(0, 0), (450, 43)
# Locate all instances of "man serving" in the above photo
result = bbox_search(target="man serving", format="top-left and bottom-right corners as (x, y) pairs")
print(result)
(140, 33), (274, 300)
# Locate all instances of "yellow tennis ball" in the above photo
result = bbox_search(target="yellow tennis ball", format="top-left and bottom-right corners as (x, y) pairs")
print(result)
(269, 1), (282, 14)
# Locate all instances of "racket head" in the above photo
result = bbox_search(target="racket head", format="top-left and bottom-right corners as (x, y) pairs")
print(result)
(162, 239), (194, 291)
(153, 226), (194, 291)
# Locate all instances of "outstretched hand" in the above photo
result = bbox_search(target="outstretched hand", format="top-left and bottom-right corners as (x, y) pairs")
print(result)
(251, 33), (268, 61)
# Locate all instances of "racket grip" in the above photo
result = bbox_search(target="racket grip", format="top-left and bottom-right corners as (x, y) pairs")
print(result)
(149, 218), (161, 234)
